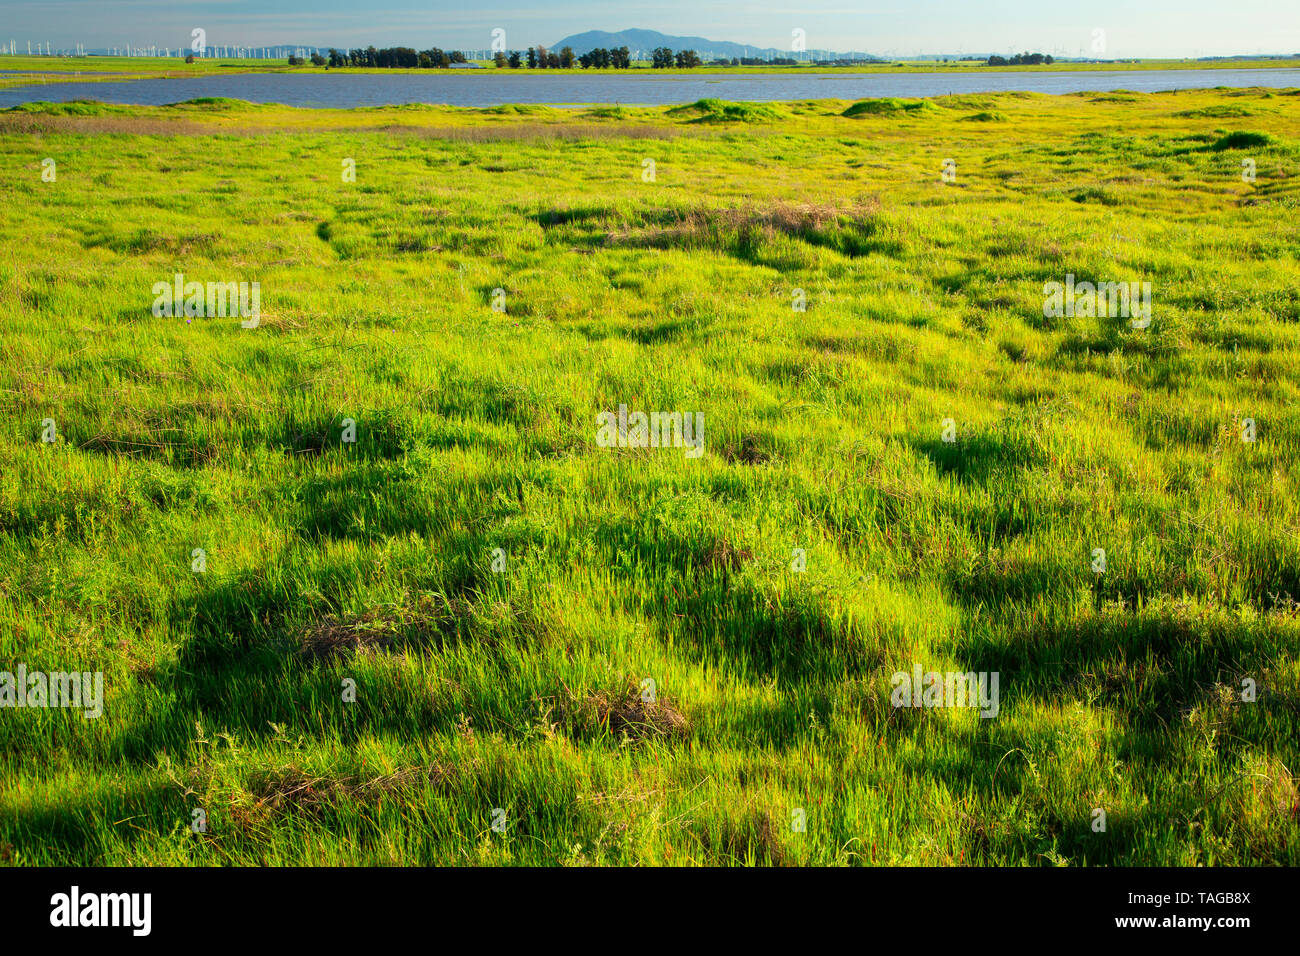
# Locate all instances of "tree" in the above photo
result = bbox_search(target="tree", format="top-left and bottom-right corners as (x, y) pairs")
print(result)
(652, 46), (674, 68)
(184, 53), (195, 64)
(988, 51), (1051, 67)
(675, 49), (701, 68)
(377, 47), (416, 67)
(281, 38), (646, 72)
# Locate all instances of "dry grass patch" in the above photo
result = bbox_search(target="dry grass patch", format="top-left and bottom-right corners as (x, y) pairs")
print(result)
(0, 115), (268, 136)
(724, 435), (775, 465)
(698, 810), (791, 866)
(606, 199), (884, 259)
(298, 595), (473, 660)
(240, 764), (456, 818)
(369, 123), (680, 142)
(700, 539), (753, 572)
(561, 679), (690, 742)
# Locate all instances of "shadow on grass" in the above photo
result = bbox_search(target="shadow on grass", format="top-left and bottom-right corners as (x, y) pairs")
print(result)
(1, 779), (185, 865)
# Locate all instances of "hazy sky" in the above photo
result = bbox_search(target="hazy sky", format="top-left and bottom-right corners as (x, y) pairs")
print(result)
(1, 0), (1297, 57)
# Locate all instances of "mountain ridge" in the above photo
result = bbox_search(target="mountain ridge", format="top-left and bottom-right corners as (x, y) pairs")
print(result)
(547, 28), (878, 60)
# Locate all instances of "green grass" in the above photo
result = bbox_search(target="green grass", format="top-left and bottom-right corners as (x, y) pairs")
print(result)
(1209, 130), (1276, 150)
(1, 88), (1299, 866)
(668, 99), (788, 123)
(843, 97), (941, 117)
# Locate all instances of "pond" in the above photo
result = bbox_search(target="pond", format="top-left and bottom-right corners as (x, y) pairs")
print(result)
(1, 67), (1297, 109)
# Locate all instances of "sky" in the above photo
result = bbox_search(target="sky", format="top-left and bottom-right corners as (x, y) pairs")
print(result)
(0, 0), (1297, 58)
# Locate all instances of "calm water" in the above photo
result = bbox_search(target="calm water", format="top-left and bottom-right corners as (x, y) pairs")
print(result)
(1, 68), (1297, 108)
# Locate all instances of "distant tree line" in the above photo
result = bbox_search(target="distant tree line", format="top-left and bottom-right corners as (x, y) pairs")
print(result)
(290, 47), (475, 68)
(649, 47), (701, 68)
(576, 46), (633, 68)
(283, 44), (731, 69)
(986, 52), (1054, 66)
(709, 56), (800, 65)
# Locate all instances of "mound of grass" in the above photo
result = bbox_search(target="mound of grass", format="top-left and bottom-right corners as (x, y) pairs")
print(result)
(1070, 185), (1122, 206)
(1208, 130), (1275, 150)
(166, 97), (267, 111)
(6, 99), (123, 116)
(1175, 105), (1261, 118)
(842, 97), (940, 118)
(481, 103), (555, 115)
(375, 103), (455, 113)
(667, 98), (786, 123)
(961, 111), (1009, 122)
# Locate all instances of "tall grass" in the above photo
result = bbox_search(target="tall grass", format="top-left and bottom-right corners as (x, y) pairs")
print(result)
(0, 88), (1298, 866)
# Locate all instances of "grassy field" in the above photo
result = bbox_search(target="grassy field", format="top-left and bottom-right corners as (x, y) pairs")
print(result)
(1, 87), (1298, 866)
(1, 53), (1299, 88)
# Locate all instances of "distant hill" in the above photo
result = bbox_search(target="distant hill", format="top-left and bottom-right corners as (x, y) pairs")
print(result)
(547, 28), (879, 61)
